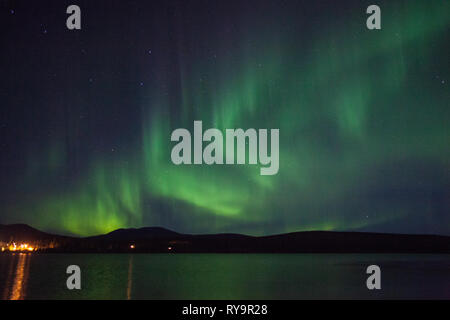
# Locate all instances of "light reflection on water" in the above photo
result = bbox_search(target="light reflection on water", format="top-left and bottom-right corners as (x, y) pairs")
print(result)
(126, 255), (133, 300)
(2, 253), (31, 300)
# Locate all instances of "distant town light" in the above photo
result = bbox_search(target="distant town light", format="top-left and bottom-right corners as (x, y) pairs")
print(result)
(3, 242), (36, 252)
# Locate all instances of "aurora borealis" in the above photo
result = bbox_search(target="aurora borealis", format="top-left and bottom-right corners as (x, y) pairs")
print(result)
(0, 0), (449, 236)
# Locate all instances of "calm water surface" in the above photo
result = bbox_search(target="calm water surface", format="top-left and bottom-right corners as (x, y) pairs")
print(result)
(0, 253), (449, 299)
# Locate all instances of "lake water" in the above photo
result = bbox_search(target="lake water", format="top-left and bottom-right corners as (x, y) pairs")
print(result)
(0, 253), (449, 299)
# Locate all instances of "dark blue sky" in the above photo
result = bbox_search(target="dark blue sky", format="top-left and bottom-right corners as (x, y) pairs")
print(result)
(0, 0), (449, 236)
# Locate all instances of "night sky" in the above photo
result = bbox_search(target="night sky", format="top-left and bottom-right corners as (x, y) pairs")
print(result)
(0, 0), (449, 236)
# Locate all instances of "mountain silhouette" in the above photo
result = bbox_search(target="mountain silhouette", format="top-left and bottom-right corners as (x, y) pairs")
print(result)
(0, 224), (70, 242)
(0, 224), (449, 253)
(87, 226), (181, 240)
